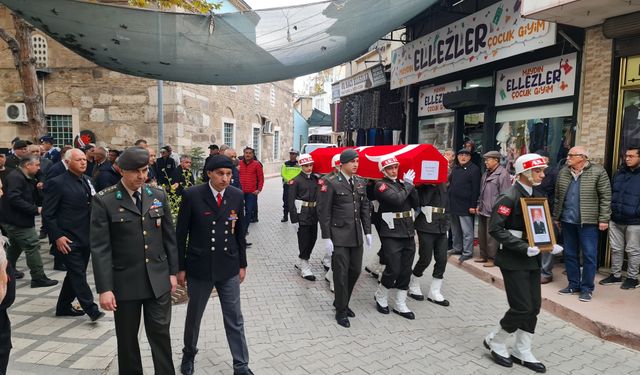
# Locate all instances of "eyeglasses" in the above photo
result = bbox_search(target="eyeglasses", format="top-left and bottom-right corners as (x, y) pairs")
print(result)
(567, 154), (584, 158)
(624, 155), (639, 159)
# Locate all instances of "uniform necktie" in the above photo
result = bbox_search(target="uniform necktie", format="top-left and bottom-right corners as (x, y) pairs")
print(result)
(217, 193), (222, 208)
(133, 191), (142, 212)
(348, 177), (354, 190)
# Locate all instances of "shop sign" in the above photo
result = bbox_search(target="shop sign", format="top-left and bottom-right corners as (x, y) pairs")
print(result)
(332, 64), (387, 100)
(495, 52), (576, 106)
(390, 0), (556, 89)
(418, 80), (462, 116)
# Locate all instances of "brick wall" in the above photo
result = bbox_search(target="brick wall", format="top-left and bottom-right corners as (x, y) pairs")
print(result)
(577, 25), (613, 163)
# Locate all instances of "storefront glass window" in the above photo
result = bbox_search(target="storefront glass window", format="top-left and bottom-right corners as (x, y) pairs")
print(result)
(496, 103), (574, 171)
(464, 76), (493, 89)
(618, 89), (640, 165)
(418, 115), (454, 151)
(464, 112), (484, 155)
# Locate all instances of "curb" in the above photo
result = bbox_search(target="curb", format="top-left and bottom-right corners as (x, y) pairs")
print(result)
(450, 257), (640, 351)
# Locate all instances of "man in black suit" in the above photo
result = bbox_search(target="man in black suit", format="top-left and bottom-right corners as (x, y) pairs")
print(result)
(90, 147), (178, 374)
(0, 156), (58, 288)
(176, 155), (252, 375)
(43, 149), (104, 321)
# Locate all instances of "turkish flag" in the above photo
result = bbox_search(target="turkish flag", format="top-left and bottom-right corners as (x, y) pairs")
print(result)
(310, 144), (448, 184)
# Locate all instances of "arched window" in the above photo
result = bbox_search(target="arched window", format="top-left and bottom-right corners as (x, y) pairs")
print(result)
(31, 34), (48, 68)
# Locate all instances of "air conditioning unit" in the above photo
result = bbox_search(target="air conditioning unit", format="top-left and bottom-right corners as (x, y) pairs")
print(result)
(5, 103), (28, 122)
(262, 120), (273, 134)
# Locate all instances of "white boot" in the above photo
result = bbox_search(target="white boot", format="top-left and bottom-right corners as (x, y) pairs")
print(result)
(325, 268), (334, 293)
(392, 289), (415, 320)
(511, 330), (546, 373)
(427, 278), (450, 306)
(374, 284), (389, 314)
(484, 327), (513, 367)
(408, 275), (424, 301)
(299, 259), (316, 281)
(322, 254), (331, 271)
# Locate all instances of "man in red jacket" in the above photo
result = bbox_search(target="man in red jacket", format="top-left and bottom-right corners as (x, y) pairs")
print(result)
(238, 147), (264, 234)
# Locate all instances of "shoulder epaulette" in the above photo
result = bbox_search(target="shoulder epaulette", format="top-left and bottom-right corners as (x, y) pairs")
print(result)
(97, 185), (118, 196)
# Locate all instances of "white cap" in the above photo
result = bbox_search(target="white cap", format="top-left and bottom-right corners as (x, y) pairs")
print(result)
(297, 153), (314, 166)
(514, 153), (547, 174)
(378, 156), (399, 172)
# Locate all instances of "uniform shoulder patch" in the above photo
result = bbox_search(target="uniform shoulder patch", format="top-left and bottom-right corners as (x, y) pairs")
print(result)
(317, 179), (325, 185)
(320, 185), (328, 192)
(497, 205), (512, 216)
(378, 183), (387, 192)
(288, 179), (295, 185)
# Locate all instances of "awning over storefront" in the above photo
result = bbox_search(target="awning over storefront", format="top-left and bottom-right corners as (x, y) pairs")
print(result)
(0, 0), (437, 85)
(522, 0), (640, 28)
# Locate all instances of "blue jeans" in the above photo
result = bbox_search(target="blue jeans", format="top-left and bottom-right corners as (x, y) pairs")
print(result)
(562, 222), (598, 292)
(243, 193), (257, 232)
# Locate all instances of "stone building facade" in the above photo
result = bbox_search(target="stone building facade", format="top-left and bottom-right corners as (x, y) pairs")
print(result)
(0, 5), (294, 175)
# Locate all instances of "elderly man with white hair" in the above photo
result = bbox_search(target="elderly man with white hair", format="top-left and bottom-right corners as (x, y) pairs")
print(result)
(553, 146), (611, 303)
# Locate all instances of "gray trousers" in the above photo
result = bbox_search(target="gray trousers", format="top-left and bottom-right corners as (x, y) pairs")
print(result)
(450, 214), (474, 257)
(478, 215), (498, 260)
(609, 221), (640, 279)
(541, 252), (555, 278)
(183, 275), (249, 373)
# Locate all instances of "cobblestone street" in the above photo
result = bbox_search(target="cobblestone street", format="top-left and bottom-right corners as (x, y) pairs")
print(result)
(7, 178), (640, 374)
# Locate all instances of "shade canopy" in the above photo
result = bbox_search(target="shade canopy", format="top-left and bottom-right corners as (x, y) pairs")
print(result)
(0, 0), (436, 84)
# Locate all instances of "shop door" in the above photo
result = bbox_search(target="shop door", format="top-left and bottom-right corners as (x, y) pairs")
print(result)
(463, 111), (485, 157)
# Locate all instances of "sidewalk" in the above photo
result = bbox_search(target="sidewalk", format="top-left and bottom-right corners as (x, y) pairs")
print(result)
(454, 256), (640, 350)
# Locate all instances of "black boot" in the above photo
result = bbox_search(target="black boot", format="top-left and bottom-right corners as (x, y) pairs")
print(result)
(281, 212), (288, 222)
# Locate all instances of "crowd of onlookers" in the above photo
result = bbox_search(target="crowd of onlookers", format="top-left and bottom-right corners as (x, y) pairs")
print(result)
(444, 141), (640, 302)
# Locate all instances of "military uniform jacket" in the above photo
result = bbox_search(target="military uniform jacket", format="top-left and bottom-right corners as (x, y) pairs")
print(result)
(288, 173), (320, 226)
(489, 182), (543, 271)
(90, 182), (178, 301)
(374, 177), (419, 238)
(414, 183), (449, 234)
(176, 183), (247, 283)
(317, 173), (371, 247)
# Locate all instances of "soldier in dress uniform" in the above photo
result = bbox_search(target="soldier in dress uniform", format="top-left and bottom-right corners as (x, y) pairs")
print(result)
(288, 153), (320, 281)
(484, 154), (563, 373)
(317, 149), (372, 328)
(90, 147), (178, 375)
(408, 183), (450, 306)
(322, 154), (342, 292)
(372, 157), (419, 319)
(176, 155), (252, 375)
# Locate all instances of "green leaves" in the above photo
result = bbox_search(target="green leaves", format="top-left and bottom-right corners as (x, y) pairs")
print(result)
(128, 0), (221, 14)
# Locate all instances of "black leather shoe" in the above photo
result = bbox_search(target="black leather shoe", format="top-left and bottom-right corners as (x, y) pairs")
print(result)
(323, 265), (330, 272)
(56, 306), (85, 317)
(409, 293), (425, 301)
(233, 369), (254, 375)
(180, 358), (194, 375)
(490, 351), (513, 368)
(31, 278), (58, 288)
(335, 314), (350, 328)
(14, 270), (25, 279)
(427, 297), (450, 307)
(281, 216), (288, 222)
(392, 309), (415, 320)
(90, 311), (105, 322)
(511, 356), (546, 373)
(302, 274), (316, 281)
(375, 298), (389, 314)
(346, 307), (355, 318)
(53, 263), (67, 272)
(246, 242), (253, 247)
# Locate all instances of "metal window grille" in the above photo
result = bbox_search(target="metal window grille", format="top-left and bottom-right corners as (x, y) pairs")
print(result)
(46, 115), (73, 147)
(273, 130), (280, 159)
(223, 122), (234, 147)
(270, 85), (276, 107)
(252, 127), (260, 158)
(254, 85), (261, 102)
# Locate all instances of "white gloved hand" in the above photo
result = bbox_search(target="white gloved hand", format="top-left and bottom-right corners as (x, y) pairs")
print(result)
(402, 169), (416, 185)
(527, 246), (541, 257)
(551, 244), (564, 255)
(365, 234), (373, 250)
(292, 222), (299, 231)
(325, 239), (334, 256)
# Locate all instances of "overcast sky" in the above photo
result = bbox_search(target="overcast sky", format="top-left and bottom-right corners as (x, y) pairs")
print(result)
(243, 0), (319, 10)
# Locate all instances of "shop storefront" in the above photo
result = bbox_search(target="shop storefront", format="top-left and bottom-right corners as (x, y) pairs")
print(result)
(332, 64), (404, 146)
(392, 0), (583, 168)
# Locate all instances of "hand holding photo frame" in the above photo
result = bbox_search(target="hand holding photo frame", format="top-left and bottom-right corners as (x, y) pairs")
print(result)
(520, 198), (556, 252)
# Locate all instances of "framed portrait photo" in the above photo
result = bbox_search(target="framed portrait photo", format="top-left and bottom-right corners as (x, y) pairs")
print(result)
(520, 197), (556, 252)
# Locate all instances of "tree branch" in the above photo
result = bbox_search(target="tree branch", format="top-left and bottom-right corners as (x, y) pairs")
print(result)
(0, 26), (20, 55)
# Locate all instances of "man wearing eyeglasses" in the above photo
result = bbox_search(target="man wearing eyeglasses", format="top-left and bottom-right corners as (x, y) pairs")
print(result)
(553, 146), (611, 302)
(600, 146), (640, 290)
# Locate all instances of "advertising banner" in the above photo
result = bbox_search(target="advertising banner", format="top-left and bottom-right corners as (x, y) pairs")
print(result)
(332, 64), (387, 100)
(495, 52), (576, 106)
(418, 80), (462, 117)
(390, 0), (556, 89)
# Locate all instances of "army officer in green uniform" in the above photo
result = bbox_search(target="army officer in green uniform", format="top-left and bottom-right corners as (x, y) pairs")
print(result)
(90, 147), (178, 375)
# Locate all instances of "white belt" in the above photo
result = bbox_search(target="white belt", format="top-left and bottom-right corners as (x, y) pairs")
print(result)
(371, 200), (380, 213)
(509, 229), (523, 238)
(381, 211), (413, 229)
